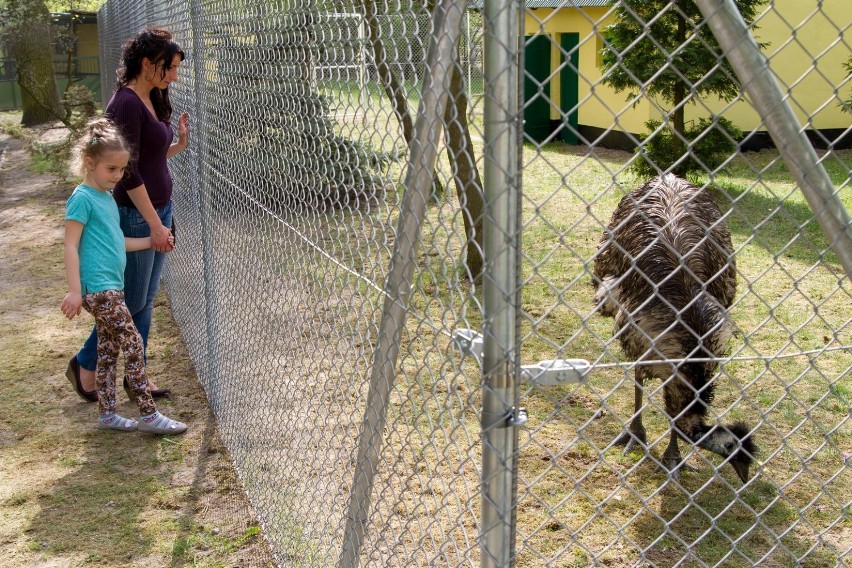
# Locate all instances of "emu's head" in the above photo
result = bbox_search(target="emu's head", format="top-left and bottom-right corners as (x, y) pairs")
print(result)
(698, 421), (757, 482)
(720, 422), (758, 483)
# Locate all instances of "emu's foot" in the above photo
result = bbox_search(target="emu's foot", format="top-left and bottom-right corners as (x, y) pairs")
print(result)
(614, 428), (647, 453)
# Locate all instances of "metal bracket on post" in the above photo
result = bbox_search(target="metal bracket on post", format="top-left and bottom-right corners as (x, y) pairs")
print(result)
(452, 329), (591, 386)
(510, 407), (528, 427)
(451, 328), (485, 359)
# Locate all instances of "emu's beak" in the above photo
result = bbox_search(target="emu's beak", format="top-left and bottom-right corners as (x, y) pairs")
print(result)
(731, 456), (751, 483)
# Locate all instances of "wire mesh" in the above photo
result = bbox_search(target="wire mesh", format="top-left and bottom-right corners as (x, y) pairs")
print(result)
(98, 1), (850, 566)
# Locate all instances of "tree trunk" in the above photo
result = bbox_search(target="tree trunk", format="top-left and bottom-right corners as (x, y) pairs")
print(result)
(363, 2), (445, 196)
(364, 1), (414, 143)
(672, 7), (687, 162)
(7, 0), (62, 126)
(363, 1), (484, 276)
(443, 59), (484, 281)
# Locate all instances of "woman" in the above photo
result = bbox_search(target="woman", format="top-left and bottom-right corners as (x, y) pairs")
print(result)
(66, 28), (189, 401)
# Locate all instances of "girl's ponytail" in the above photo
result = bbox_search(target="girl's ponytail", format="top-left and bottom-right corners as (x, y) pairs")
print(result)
(70, 117), (131, 177)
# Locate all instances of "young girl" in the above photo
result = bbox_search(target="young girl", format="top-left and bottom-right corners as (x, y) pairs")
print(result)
(60, 118), (187, 435)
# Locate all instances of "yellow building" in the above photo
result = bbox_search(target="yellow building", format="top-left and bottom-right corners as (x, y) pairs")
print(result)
(472, 0), (850, 150)
(51, 10), (101, 96)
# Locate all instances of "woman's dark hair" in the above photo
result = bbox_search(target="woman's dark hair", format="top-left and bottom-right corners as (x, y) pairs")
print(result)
(116, 28), (185, 123)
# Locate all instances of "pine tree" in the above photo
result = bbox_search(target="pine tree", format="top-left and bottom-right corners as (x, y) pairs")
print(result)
(600, 0), (763, 174)
(205, 4), (384, 211)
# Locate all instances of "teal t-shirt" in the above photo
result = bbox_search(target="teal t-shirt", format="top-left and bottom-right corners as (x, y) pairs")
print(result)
(65, 184), (126, 294)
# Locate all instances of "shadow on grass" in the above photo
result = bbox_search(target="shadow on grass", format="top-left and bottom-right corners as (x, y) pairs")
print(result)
(26, 398), (175, 564)
(627, 467), (844, 566)
(710, 183), (844, 271)
(25, 401), (267, 566)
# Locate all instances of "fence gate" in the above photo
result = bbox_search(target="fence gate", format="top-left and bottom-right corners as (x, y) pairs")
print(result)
(97, 0), (851, 566)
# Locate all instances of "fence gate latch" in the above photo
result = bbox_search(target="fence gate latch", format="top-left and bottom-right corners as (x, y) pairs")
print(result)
(452, 329), (591, 386)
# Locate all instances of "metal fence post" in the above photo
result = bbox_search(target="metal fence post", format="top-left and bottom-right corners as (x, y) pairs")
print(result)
(337, 2), (468, 566)
(481, 0), (521, 566)
(187, 0), (217, 394)
(695, 0), (852, 278)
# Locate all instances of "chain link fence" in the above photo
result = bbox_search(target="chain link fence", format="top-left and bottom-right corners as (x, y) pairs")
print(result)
(98, 1), (850, 566)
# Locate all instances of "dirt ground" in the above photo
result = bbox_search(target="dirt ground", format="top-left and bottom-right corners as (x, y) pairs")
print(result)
(0, 126), (274, 567)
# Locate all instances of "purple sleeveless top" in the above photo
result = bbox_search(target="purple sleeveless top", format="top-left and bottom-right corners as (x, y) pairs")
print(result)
(105, 87), (174, 209)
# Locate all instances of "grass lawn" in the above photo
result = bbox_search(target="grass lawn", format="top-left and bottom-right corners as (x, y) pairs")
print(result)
(246, 82), (850, 564)
(325, 130), (851, 566)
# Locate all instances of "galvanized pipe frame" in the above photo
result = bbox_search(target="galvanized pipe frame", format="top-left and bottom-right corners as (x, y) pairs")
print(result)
(189, 0), (217, 400)
(480, 0), (523, 566)
(695, 0), (852, 279)
(337, 1), (469, 566)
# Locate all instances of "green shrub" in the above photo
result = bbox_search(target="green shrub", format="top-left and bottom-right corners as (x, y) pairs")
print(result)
(632, 116), (742, 178)
(61, 83), (98, 135)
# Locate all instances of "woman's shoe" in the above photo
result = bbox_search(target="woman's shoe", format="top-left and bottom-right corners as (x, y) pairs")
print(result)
(123, 376), (171, 400)
(66, 356), (98, 403)
(122, 378), (134, 402)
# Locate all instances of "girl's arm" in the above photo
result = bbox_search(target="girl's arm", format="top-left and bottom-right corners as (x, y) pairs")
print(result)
(125, 236), (153, 252)
(166, 112), (190, 159)
(61, 220), (84, 320)
(126, 231), (172, 252)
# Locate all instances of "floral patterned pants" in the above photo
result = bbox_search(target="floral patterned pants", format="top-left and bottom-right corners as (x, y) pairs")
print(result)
(82, 290), (156, 416)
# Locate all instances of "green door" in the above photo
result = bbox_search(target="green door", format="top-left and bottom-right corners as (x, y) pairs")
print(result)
(560, 33), (580, 144)
(524, 35), (552, 143)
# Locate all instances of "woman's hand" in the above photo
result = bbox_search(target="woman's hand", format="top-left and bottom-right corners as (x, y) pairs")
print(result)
(167, 112), (190, 158)
(178, 112), (189, 148)
(61, 292), (82, 320)
(151, 222), (175, 253)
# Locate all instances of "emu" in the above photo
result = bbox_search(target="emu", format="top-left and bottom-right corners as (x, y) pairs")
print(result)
(593, 174), (756, 482)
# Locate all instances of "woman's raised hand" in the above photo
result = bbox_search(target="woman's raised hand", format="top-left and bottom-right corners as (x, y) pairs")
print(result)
(178, 112), (189, 148)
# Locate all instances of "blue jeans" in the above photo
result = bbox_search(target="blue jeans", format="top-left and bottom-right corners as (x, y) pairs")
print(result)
(77, 202), (173, 371)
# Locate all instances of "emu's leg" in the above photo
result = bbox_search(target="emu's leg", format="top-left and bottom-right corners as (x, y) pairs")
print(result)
(614, 374), (647, 452)
(659, 430), (698, 479)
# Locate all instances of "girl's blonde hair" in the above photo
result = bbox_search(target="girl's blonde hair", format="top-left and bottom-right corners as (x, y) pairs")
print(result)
(71, 117), (131, 177)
